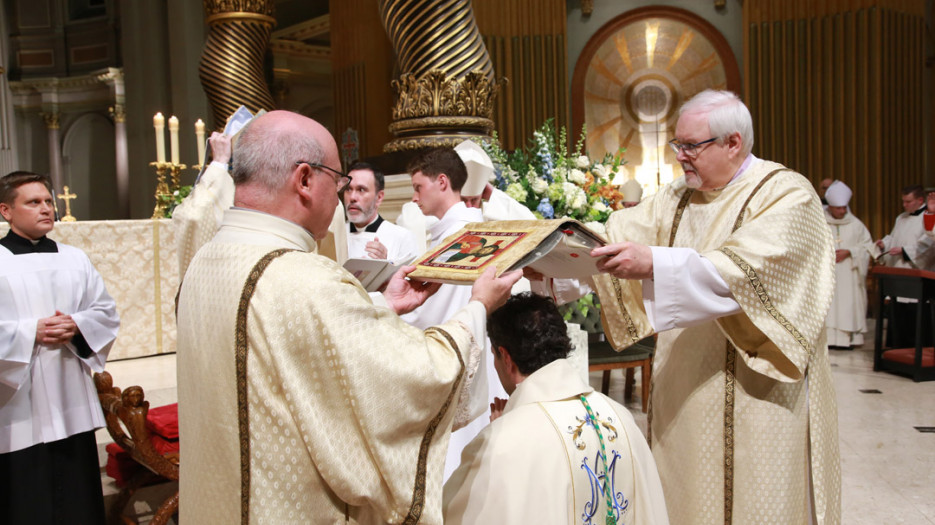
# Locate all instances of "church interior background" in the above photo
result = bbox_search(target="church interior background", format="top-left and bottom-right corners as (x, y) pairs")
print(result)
(2, 0), (935, 523)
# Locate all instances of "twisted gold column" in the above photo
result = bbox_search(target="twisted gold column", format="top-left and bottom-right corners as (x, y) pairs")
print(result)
(200, 1), (277, 128)
(379, 0), (500, 152)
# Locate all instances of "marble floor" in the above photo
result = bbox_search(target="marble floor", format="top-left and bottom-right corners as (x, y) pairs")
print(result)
(97, 334), (935, 524)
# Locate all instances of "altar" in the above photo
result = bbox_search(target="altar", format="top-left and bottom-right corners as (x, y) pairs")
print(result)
(1, 219), (179, 361)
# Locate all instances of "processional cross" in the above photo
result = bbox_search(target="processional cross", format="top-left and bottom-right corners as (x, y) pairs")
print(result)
(58, 186), (77, 222)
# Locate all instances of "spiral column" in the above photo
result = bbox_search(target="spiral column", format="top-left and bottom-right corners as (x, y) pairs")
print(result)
(379, 0), (501, 152)
(199, 1), (277, 128)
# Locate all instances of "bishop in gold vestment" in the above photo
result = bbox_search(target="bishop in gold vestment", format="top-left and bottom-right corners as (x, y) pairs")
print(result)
(592, 90), (841, 524)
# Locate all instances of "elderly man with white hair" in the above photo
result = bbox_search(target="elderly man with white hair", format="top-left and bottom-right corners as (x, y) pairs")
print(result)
(824, 181), (877, 348)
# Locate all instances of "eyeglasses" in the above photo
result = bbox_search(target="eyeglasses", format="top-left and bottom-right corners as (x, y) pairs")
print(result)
(667, 137), (720, 158)
(295, 161), (352, 192)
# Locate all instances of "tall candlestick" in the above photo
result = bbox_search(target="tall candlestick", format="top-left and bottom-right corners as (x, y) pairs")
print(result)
(195, 119), (206, 166)
(153, 112), (166, 163)
(168, 115), (180, 164)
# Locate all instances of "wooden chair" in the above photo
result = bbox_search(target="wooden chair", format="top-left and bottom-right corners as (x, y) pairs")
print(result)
(563, 295), (654, 413)
(94, 371), (180, 525)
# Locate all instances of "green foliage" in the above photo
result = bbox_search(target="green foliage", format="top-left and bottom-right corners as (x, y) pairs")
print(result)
(159, 185), (192, 219)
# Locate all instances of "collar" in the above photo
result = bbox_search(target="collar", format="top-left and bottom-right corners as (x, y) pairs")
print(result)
(349, 215), (384, 233)
(911, 204), (926, 217)
(1, 229), (58, 254)
(428, 202), (483, 242)
(219, 208), (318, 252)
(503, 359), (594, 415)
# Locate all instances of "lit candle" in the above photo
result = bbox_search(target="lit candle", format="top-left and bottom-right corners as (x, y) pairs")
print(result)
(195, 119), (206, 166)
(168, 115), (180, 164)
(153, 112), (166, 163)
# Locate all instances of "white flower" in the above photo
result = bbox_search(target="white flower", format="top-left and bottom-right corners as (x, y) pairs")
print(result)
(529, 177), (549, 195)
(570, 188), (588, 211)
(575, 155), (591, 169)
(591, 164), (610, 180)
(568, 169), (587, 185)
(584, 221), (607, 235)
(502, 166), (519, 183)
(592, 201), (610, 213)
(505, 182), (528, 203)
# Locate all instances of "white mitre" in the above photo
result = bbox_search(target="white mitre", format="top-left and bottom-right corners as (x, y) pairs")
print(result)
(825, 180), (852, 206)
(621, 178), (643, 203)
(455, 139), (492, 197)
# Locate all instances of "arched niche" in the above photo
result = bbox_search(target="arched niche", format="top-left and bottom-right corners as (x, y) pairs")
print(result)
(571, 6), (740, 195)
(62, 113), (117, 220)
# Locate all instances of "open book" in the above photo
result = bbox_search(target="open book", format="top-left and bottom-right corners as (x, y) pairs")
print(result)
(406, 219), (606, 285)
(344, 256), (414, 292)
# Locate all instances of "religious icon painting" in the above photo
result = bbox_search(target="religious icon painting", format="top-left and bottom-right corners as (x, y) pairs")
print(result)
(422, 230), (527, 270)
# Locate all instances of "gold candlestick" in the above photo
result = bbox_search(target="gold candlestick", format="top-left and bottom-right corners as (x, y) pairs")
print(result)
(57, 186), (78, 222)
(150, 161), (172, 219)
(168, 162), (187, 192)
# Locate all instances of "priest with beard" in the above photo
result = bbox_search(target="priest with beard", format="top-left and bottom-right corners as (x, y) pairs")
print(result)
(343, 161), (419, 264)
(824, 181), (877, 349)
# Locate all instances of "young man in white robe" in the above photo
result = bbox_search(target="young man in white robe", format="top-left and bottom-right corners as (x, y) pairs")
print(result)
(824, 181), (878, 348)
(444, 292), (669, 524)
(875, 184), (934, 270)
(0, 171), (120, 524)
(175, 111), (520, 523)
(343, 161), (419, 264)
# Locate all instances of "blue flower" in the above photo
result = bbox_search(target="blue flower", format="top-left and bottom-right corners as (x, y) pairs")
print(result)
(537, 197), (555, 219)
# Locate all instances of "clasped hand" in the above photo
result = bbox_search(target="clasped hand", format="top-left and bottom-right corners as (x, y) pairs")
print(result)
(590, 241), (654, 280)
(36, 310), (78, 345)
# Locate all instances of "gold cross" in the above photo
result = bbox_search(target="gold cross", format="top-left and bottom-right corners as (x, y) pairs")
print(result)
(58, 186), (77, 222)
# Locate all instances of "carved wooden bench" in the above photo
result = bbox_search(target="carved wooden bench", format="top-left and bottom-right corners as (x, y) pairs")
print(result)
(94, 371), (180, 525)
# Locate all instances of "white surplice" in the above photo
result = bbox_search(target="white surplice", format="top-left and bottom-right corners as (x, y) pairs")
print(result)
(825, 210), (876, 346)
(444, 359), (669, 525)
(346, 215), (420, 264)
(481, 187), (536, 221)
(880, 207), (935, 270)
(0, 241), (119, 453)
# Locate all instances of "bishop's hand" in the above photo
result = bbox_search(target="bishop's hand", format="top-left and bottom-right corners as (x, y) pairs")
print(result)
(470, 266), (522, 313)
(591, 241), (654, 280)
(383, 265), (441, 315)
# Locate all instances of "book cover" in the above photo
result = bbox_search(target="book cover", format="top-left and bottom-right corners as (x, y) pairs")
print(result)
(407, 219), (606, 284)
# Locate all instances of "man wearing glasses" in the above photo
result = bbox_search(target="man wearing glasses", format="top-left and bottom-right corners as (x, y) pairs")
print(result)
(176, 110), (521, 523)
(589, 90), (841, 524)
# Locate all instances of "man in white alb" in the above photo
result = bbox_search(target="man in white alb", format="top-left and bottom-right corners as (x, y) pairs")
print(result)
(0, 171), (120, 524)
(875, 184), (934, 270)
(824, 181), (877, 348)
(343, 161), (419, 264)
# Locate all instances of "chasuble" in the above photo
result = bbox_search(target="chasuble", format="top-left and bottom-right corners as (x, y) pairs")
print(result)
(444, 359), (669, 525)
(177, 208), (487, 524)
(825, 210), (876, 347)
(593, 159), (841, 524)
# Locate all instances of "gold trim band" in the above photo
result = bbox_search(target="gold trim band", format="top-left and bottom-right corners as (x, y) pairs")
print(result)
(206, 12), (276, 26)
(235, 248), (295, 524)
(723, 341), (736, 524)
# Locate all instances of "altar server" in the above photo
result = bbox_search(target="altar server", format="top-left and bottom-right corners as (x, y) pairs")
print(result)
(0, 171), (120, 524)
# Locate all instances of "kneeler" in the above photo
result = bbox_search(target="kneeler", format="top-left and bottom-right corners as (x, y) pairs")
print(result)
(95, 372), (180, 525)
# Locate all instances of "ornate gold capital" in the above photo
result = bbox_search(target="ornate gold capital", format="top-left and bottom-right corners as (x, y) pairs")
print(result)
(40, 112), (60, 129)
(390, 70), (501, 121)
(203, 0), (274, 18)
(582, 0), (593, 15)
(109, 104), (126, 123)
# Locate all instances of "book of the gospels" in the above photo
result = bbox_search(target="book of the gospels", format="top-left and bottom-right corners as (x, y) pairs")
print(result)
(406, 219), (606, 285)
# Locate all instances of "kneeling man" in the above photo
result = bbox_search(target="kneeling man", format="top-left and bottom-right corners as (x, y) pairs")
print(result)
(444, 292), (668, 524)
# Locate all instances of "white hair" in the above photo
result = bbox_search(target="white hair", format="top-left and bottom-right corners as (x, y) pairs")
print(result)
(232, 115), (323, 193)
(679, 90), (754, 157)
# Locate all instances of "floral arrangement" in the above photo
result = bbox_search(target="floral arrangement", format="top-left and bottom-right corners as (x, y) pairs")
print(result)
(479, 119), (627, 230)
(159, 185), (192, 218)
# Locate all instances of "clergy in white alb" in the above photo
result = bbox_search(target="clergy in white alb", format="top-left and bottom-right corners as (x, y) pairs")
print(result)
(824, 181), (877, 348)
(344, 161), (419, 264)
(590, 90), (841, 524)
(175, 112), (521, 524)
(444, 293), (669, 525)
(876, 185), (934, 270)
(0, 172), (119, 524)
